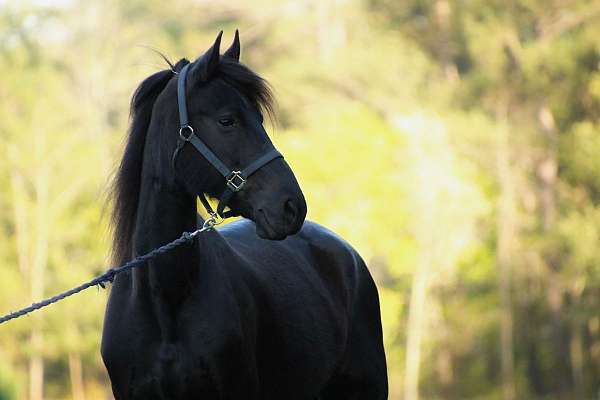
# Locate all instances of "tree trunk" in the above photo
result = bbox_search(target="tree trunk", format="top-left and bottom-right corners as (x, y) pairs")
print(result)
(404, 252), (431, 400)
(69, 352), (86, 400)
(435, 321), (454, 397)
(570, 322), (584, 398)
(28, 126), (50, 400)
(496, 104), (516, 400)
(538, 105), (572, 395)
(11, 173), (30, 276)
(13, 168), (47, 400)
(434, 0), (459, 82)
(29, 333), (44, 400)
(403, 134), (437, 400)
(404, 256), (429, 400)
(315, 0), (347, 63)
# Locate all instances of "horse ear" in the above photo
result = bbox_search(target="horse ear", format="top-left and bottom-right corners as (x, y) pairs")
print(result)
(223, 29), (240, 62)
(190, 31), (223, 82)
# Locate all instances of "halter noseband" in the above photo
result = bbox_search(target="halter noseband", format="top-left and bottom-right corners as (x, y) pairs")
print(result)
(172, 63), (283, 220)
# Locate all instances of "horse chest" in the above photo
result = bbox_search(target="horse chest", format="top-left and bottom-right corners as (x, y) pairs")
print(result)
(127, 341), (222, 399)
(103, 295), (238, 399)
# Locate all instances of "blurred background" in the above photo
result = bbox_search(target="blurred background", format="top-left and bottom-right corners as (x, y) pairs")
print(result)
(1, 0), (600, 399)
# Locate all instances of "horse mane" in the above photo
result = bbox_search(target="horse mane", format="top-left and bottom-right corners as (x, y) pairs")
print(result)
(109, 55), (275, 266)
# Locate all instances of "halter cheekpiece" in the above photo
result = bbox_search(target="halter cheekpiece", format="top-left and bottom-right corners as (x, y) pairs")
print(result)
(172, 63), (283, 221)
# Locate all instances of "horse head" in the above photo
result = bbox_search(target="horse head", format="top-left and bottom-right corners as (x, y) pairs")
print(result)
(149, 31), (307, 240)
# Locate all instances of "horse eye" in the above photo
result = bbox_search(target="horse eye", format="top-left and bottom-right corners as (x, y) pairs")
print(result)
(218, 117), (236, 127)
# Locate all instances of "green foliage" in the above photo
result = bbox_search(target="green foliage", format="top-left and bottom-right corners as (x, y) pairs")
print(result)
(0, 366), (16, 400)
(1, 0), (600, 399)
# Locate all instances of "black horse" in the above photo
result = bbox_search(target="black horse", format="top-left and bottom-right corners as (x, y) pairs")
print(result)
(101, 31), (387, 399)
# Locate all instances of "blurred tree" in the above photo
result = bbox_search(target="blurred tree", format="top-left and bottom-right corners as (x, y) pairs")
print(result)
(1, 0), (600, 399)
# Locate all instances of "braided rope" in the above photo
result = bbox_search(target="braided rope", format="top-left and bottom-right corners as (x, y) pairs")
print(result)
(0, 227), (209, 325)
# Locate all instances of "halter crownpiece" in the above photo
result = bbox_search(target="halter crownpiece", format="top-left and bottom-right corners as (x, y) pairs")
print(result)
(172, 63), (283, 220)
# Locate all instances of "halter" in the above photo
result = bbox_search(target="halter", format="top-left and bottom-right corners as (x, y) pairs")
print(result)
(172, 63), (283, 223)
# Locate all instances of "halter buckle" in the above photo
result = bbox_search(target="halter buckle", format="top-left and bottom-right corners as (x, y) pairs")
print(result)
(226, 171), (246, 192)
(179, 125), (194, 141)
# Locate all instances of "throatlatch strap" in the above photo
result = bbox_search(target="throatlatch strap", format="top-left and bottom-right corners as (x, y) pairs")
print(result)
(199, 193), (238, 219)
(215, 190), (235, 216)
(198, 194), (217, 216)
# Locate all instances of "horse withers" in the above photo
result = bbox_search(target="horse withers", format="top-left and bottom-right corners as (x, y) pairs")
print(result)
(101, 30), (388, 399)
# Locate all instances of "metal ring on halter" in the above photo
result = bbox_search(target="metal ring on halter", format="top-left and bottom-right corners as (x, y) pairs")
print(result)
(179, 125), (194, 141)
(202, 212), (223, 230)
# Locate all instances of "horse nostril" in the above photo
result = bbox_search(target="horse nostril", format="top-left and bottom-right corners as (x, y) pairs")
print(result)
(284, 199), (298, 223)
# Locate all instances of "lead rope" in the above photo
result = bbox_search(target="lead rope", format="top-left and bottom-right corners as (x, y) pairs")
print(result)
(0, 219), (219, 325)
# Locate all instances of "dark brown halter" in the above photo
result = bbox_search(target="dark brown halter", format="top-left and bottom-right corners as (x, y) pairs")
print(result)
(172, 63), (283, 219)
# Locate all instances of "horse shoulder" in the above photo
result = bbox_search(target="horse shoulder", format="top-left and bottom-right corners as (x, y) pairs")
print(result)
(298, 221), (367, 306)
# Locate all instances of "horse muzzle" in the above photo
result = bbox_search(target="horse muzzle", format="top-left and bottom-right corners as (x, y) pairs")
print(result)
(254, 195), (306, 240)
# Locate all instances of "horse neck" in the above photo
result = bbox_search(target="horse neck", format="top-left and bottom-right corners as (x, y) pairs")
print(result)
(131, 171), (210, 303)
